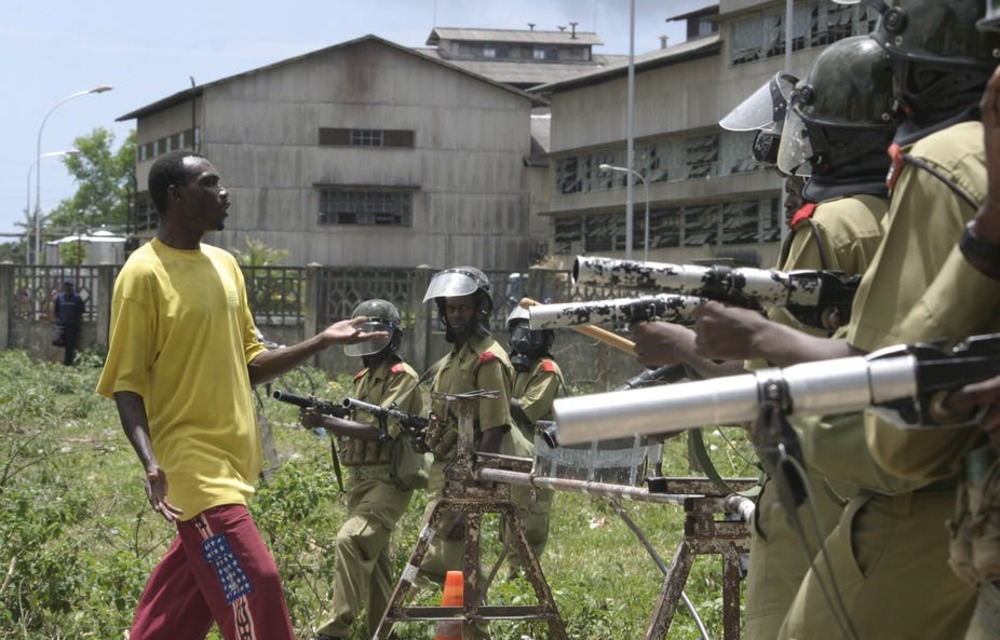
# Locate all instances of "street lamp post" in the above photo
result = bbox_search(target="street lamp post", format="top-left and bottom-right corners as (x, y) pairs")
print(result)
(34, 84), (113, 264)
(26, 150), (79, 262)
(600, 163), (650, 262)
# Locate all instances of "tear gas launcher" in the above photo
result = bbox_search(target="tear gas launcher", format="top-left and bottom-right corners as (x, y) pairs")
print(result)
(552, 333), (1000, 446)
(341, 396), (432, 443)
(272, 390), (349, 418)
(571, 255), (860, 332)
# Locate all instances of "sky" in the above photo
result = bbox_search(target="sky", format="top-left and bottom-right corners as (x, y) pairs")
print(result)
(0, 0), (710, 238)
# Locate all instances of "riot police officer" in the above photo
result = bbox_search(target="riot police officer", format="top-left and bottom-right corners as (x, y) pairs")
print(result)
(416, 267), (531, 638)
(306, 299), (425, 640)
(692, 2), (1000, 637)
(504, 306), (564, 573)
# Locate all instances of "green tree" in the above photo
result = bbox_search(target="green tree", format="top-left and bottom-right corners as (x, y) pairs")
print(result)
(230, 235), (290, 266)
(46, 128), (135, 236)
(58, 241), (86, 266)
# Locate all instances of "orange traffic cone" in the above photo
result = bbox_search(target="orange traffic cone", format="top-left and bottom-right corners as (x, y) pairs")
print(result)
(435, 570), (464, 640)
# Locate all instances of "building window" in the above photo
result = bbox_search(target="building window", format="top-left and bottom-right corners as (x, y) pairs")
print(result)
(554, 217), (583, 254)
(318, 188), (413, 226)
(729, 1), (879, 66)
(685, 135), (719, 179)
(134, 192), (158, 232)
(319, 128), (415, 148)
(552, 198), (778, 254)
(482, 46), (496, 58)
(138, 127), (199, 162)
(533, 47), (557, 60)
(351, 129), (383, 147)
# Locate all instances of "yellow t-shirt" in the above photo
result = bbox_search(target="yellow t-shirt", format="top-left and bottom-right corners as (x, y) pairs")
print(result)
(97, 238), (267, 520)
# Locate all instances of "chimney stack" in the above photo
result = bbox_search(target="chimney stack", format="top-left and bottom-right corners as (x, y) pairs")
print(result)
(659, 35), (670, 49)
(528, 22), (535, 31)
(569, 22), (578, 38)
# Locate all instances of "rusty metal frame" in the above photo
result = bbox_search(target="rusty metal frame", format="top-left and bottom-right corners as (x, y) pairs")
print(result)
(373, 390), (569, 639)
(373, 388), (754, 639)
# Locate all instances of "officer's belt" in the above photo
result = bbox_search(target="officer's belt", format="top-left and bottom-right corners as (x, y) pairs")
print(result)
(348, 464), (392, 481)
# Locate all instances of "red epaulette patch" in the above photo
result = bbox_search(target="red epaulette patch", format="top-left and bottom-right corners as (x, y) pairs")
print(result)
(540, 359), (556, 373)
(886, 142), (904, 193)
(390, 362), (405, 374)
(479, 351), (496, 364)
(789, 202), (817, 228)
(353, 368), (367, 382)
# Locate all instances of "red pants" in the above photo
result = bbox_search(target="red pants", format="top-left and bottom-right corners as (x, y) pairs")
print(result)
(130, 504), (295, 640)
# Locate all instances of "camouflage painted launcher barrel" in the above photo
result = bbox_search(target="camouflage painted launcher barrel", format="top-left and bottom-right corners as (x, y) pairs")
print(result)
(573, 255), (816, 309)
(527, 293), (705, 330)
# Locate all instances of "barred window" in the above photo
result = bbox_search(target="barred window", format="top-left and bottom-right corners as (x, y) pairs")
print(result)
(352, 129), (383, 147)
(318, 189), (413, 226)
(319, 128), (415, 148)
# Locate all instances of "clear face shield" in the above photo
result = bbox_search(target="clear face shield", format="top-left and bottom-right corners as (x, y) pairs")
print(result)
(776, 103), (816, 177)
(343, 320), (393, 357)
(422, 269), (484, 303)
(719, 72), (798, 133)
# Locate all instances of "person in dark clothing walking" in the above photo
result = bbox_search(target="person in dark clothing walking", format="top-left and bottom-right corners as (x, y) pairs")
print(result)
(53, 279), (85, 365)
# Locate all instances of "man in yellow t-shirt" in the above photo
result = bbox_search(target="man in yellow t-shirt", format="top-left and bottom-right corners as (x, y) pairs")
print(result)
(97, 149), (385, 640)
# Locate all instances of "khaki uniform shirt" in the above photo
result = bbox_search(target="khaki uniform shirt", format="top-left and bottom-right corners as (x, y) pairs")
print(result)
(856, 121), (1000, 482)
(428, 333), (517, 461)
(339, 358), (422, 467)
(511, 357), (564, 439)
(744, 194), (884, 640)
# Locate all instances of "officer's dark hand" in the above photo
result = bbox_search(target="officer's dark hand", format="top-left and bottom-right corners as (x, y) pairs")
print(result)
(692, 301), (770, 361)
(630, 321), (697, 366)
(947, 375), (1000, 449)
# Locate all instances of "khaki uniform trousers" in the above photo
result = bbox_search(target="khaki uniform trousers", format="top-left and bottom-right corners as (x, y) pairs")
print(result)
(744, 473), (845, 640)
(316, 469), (412, 638)
(778, 488), (976, 640)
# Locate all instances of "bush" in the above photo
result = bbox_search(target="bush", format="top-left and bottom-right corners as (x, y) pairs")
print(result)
(0, 350), (747, 639)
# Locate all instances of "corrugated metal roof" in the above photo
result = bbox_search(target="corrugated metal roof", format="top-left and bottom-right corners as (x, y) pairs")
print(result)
(117, 34), (546, 122)
(427, 27), (603, 47)
(532, 35), (721, 93)
(415, 48), (626, 87)
(667, 3), (720, 22)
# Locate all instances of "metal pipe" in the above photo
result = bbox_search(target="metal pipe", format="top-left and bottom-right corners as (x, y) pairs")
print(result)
(552, 355), (919, 445)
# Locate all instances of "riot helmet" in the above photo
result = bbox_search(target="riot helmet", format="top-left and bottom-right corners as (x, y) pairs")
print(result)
(844, 0), (1000, 137)
(423, 266), (493, 341)
(506, 306), (554, 371)
(777, 36), (896, 177)
(344, 299), (402, 357)
(719, 72), (798, 166)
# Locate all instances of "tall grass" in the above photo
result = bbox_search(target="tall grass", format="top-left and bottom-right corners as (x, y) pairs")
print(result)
(0, 349), (748, 639)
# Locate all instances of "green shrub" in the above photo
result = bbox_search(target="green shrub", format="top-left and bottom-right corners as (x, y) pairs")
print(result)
(0, 349), (750, 639)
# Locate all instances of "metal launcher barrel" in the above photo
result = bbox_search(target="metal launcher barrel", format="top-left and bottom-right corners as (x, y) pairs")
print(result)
(552, 354), (919, 445)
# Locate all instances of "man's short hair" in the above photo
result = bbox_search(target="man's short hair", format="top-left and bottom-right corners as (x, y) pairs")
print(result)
(148, 150), (206, 216)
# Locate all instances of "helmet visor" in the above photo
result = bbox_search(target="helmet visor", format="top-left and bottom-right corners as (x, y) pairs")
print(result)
(423, 269), (483, 302)
(719, 72), (797, 132)
(777, 108), (815, 177)
(343, 321), (393, 357)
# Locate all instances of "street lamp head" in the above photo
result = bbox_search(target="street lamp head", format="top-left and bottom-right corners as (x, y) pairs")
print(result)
(90, 85), (114, 94)
(598, 163), (614, 172)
